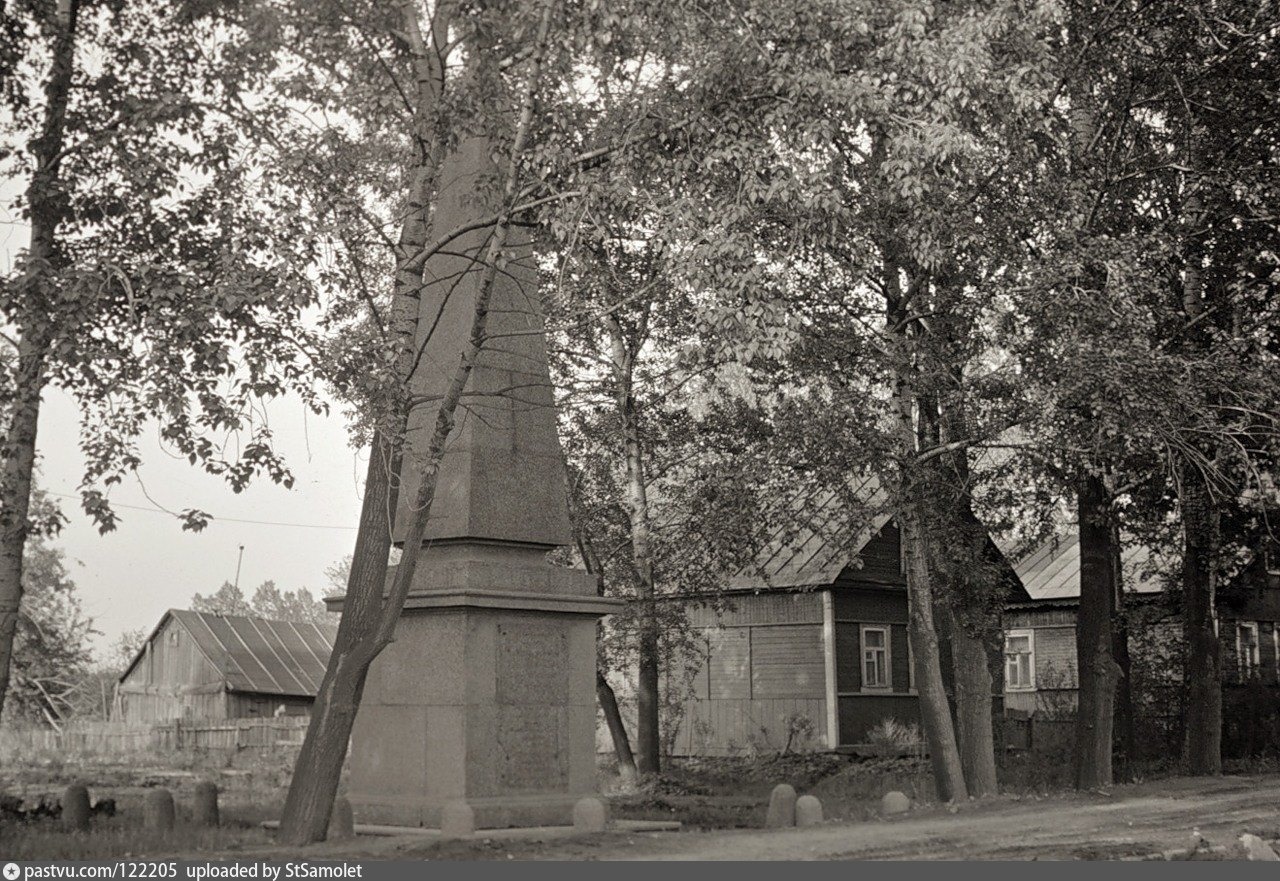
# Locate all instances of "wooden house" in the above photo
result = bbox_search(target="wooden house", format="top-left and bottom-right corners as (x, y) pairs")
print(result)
(1003, 532), (1280, 716)
(670, 484), (1028, 755)
(115, 609), (337, 724)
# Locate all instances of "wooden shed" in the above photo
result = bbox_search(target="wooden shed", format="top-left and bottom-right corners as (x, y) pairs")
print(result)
(115, 609), (337, 724)
(671, 481), (1027, 755)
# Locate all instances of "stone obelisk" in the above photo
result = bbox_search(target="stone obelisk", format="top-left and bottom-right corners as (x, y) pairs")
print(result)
(337, 138), (620, 829)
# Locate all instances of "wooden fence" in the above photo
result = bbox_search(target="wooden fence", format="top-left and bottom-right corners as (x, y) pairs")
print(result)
(0, 717), (311, 760)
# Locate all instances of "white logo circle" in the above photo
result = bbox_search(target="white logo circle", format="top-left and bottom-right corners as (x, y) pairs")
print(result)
(3, 863), (20, 881)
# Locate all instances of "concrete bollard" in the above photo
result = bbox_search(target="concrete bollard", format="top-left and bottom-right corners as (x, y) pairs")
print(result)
(765, 783), (797, 828)
(192, 781), (219, 827)
(62, 784), (91, 832)
(327, 796), (355, 841)
(572, 796), (609, 833)
(881, 790), (911, 816)
(1240, 834), (1280, 861)
(144, 788), (176, 833)
(795, 794), (824, 827)
(440, 800), (475, 839)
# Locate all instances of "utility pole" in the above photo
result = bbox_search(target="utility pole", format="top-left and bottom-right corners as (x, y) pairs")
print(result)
(233, 545), (245, 590)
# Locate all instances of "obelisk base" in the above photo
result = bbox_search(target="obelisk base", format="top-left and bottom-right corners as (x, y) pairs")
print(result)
(327, 552), (620, 829)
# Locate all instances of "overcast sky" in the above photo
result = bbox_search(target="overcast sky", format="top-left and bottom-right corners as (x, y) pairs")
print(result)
(3, 182), (364, 661)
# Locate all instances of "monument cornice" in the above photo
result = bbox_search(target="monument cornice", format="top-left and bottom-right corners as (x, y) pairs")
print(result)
(327, 588), (624, 617)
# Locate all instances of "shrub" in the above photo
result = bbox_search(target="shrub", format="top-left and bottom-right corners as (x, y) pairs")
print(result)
(865, 718), (922, 757)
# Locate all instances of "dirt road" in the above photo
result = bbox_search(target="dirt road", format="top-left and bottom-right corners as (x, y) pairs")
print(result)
(593, 774), (1280, 860)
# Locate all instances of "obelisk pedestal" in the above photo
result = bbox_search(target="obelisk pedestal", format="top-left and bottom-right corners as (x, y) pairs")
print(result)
(329, 137), (620, 829)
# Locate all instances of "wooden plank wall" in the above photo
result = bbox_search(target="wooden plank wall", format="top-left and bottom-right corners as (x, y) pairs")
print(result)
(672, 592), (828, 755)
(116, 615), (227, 724)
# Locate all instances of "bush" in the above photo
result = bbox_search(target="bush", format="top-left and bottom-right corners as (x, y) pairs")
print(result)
(865, 718), (922, 757)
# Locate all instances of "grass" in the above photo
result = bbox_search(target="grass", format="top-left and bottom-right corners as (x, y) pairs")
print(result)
(2, 820), (271, 861)
(1, 749), (293, 859)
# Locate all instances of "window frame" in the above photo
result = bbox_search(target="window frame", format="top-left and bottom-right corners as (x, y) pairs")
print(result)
(1004, 629), (1036, 691)
(1236, 621), (1261, 677)
(1266, 545), (1280, 577)
(860, 624), (891, 692)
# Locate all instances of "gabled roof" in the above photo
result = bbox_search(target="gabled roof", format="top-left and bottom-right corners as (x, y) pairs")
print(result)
(120, 609), (337, 697)
(730, 474), (893, 590)
(1015, 532), (1164, 601)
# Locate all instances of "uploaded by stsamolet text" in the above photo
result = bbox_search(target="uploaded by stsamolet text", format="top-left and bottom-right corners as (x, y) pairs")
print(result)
(4, 864), (364, 880)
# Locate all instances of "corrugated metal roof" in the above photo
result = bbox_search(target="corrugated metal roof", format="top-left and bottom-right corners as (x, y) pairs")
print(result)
(1015, 533), (1165, 600)
(121, 609), (337, 697)
(730, 474), (892, 589)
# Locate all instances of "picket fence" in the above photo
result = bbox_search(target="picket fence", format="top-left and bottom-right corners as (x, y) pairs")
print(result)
(0, 717), (310, 760)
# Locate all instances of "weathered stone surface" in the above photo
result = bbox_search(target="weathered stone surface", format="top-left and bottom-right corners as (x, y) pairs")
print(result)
(440, 800), (475, 839)
(328, 796), (355, 841)
(881, 791), (911, 815)
(795, 794), (824, 827)
(62, 784), (90, 832)
(394, 137), (573, 550)
(572, 797), (608, 833)
(192, 781), (219, 827)
(765, 784), (797, 828)
(331, 134), (622, 832)
(144, 789), (175, 832)
(1240, 834), (1280, 861)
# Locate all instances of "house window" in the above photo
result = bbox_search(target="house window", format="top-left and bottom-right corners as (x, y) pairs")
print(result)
(861, 625), (890, 690)
(1237, 622), (1261, 677)
(1005, 630), (1035, 690)
(1266, 545), (1280, 577)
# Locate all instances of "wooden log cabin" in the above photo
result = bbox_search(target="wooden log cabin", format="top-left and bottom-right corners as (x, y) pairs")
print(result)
(670, 484), (1027, 755)
(115, 609), (337, 724)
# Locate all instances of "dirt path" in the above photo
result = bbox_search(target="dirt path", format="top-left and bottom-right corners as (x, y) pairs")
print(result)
(592, 775), (1280, 860)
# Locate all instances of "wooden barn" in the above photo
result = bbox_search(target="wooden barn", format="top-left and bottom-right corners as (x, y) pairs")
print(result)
(670, 484), (1027, 755)
(115, 609), (337, 724)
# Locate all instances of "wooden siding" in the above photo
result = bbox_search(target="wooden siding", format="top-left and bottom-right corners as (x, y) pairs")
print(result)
(669, 698), (828, 755)
(116, 616), (227, 724)
(833, 587), (908, 623)
(673, 592), (828, 755)
(705, 628), (750, 700)
(834, 622), (913, 694)
(751, 625), (825, 699)
(686, 591), (823, 628)
(835, 523), (904, 587)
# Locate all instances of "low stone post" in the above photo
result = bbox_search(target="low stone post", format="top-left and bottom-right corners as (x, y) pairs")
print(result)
(62, 784), (91, 832)
(192, 782), (219, 827)
(765, 783), (797, 828)
(881, 791), (911, 815)
(572, 796), (608, 833)
(795, 794), (824, 827)
(144, 789), (176, 832)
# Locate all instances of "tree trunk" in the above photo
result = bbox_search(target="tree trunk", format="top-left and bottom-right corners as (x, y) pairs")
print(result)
(604, 313), (661, 775)
(1110, 519), (1135, 777)
(935, 393), (1000, 798)
(1176, 137), (1222, 777)
(0, 0), (77, 725)
(277, 430), (399, 844)
(1181, 465), (1221, 775)
(901, 504), (969, 803)
(597, 669), (638, 786)
(277, 0), (562, 843)
(1074, 472), (1119, 790)
(570, 495), (640, 786)
(949, 614), (998, 797)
